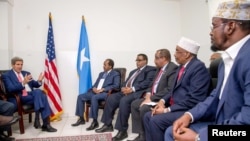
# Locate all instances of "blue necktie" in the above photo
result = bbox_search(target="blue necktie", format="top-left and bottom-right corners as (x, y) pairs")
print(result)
(102, 72), (108, 79)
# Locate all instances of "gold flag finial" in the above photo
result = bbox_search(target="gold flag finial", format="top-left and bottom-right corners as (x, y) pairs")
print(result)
(82, 15), (85, 23)
(49, 12), (52, 19)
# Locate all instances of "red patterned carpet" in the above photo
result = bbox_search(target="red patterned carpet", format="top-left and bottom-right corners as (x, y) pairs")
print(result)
(16, 133), (112, 141)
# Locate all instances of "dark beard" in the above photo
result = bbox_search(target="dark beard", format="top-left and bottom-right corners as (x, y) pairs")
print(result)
(210, 45), (220, 52)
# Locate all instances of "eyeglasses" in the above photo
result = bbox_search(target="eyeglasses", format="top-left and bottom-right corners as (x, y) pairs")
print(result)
(210, 23), (227, 30)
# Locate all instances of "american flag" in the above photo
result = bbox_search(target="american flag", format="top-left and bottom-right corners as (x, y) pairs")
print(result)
(44, 13), (63, 120)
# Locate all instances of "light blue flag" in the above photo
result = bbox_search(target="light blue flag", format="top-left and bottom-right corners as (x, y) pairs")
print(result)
(77, 16), (92, 95)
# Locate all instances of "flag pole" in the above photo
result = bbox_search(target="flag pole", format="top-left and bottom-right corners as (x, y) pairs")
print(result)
(51, 12), (61, 122)
(44, 12), (63, 121)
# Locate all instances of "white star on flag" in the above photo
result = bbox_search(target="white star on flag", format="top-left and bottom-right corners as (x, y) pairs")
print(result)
(80, 48), (90, 71)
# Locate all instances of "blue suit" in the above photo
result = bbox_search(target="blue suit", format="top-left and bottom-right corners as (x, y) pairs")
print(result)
(75, 69), (120, 120)
(165, 38), (250, 141)
(144, 57), (211, 141)
(100, 65), (156, 130)
(2, 70), (51, 119)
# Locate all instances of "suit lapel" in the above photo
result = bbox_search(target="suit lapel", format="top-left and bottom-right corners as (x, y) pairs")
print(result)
(215, 62), (226, 122)
(174, 58), (195, 89)
(11, 70), (20, 83)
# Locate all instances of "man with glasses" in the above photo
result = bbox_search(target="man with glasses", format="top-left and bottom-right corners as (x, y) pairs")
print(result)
(165, 1), (250, 141)
(128, 49), (178, 141)
(95, 54), (156, 141)
(143, 37), (211, 141)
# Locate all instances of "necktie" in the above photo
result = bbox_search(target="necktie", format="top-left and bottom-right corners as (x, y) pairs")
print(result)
(102, 72), (108, 79)
(151, 69), (163, 95)
(17, 73), (28, 96)
(170, 66), (185, 105)
(126, 69), (140, 87)
(177, 66), (185, 81)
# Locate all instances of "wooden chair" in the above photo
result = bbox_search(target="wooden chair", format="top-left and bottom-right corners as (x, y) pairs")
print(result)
(85, 68), (126, 122)
(0, 70), (34, 134)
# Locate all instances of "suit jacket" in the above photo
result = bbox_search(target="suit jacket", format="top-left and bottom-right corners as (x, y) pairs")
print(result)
(145, 62), (178, 102)
(92, 69), (120, 93)
(189, 38), (250, 141)
(123, 65), (156, 98)
(162, 57), (211, 112)
(2, 70), (42, 94)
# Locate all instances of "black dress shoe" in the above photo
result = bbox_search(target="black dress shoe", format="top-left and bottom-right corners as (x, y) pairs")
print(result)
(95, 124), (113, 133)
(112, 131), (128, 141)
(34, 119), (41, 129)
(71, 119), (85, 126)
(42, 124), (57, 132)
(127, 134), (146, 141)
(86, 121), (99, 131)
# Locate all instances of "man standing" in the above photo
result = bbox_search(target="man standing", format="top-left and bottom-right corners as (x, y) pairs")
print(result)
(128, 49), (178, 141)
(144, 37), (211, 141)
(2, 56), (57, 132)
(165, 1), (250, 141)
(95, 54), (156, 141)
(71, 58), (120, 131)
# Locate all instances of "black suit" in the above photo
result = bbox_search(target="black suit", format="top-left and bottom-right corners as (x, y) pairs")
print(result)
(130, 62), (178, 134)
(100, 65), (156, 131)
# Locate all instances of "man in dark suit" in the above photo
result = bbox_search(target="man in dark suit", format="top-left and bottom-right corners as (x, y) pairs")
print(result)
(95, 54), (156, 141)
(2, 56), (57, 132)
(0, 100), (20, 141)
(143, 37), (211, 141)
(72, 58), (120, 131)
(128, 49), (178, 141)
(165, 1), (250, 141)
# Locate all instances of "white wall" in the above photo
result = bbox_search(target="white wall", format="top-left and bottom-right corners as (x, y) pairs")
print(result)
(180, 0), (211, 64)
(0, 0), (218, 117)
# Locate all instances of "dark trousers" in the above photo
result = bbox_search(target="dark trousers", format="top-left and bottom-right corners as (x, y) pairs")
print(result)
(75, 91), (107, 120)
(114, 93), (137, 131)
(143, 111), (185, 141)
(0, 100), (15, 133)
(101, 92), (136, 132)
(101, 92), (124, 125)
(131, 98), (151, 134)
(21, 89), (51, 120)
(165, 121), (213, 141)
(0, 100), (15, 116)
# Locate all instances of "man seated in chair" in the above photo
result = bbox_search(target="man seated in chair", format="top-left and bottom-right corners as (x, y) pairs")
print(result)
(71, 58), (120, 131)
(95, 54), (156, 141)
(0, 100), (20, 141)
(143, 37), (211, 141)
(2, 56), (57, 132)
(129, 49), (178, 141)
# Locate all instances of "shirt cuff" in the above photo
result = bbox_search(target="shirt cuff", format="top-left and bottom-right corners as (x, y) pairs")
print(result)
(185, 112), (194, 123)
(160, 99), (165, 104)
(132, 87), (135, 92)
(167, 107), (171, 112)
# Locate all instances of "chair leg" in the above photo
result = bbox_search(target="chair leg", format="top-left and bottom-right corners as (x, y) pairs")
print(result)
(18, 114), (25, 134)
(84, 104), (89, 122)
(7, 127), (12, 136)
